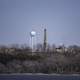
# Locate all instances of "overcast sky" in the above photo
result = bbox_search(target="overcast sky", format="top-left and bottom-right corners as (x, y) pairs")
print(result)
(0, 0), (80, 46)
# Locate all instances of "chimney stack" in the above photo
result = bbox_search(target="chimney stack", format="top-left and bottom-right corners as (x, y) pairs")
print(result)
(43, 28), (47, 52)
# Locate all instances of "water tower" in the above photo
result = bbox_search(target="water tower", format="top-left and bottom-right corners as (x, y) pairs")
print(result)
(30, 31), (36, 53)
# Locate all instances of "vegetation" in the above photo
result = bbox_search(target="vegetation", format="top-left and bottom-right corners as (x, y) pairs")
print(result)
(0, 44), (80, 74)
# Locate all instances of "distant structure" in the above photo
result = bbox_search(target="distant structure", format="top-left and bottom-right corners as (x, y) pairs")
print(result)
(30, 31), (36, 53)
(43, 28), (47, 52)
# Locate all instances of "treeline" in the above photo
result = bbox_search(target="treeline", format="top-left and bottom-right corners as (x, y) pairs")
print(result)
(0, 44), (80, 74)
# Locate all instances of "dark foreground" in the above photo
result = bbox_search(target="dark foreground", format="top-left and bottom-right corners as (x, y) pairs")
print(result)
(0, 74), (80, 80)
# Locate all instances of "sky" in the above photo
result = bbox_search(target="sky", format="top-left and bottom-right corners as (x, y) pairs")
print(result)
(0, 0), (80, 46)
